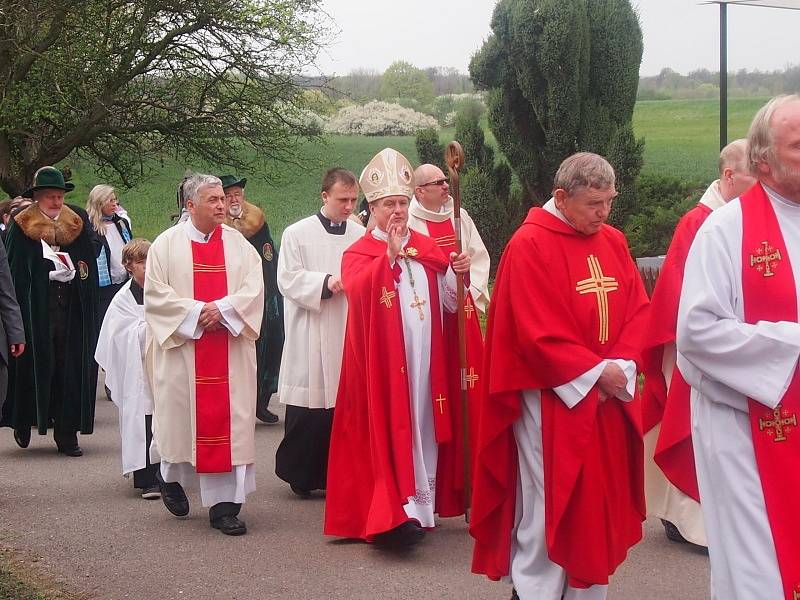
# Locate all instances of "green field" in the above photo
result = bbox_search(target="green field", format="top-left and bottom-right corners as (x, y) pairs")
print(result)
(60, 97), (765, 242)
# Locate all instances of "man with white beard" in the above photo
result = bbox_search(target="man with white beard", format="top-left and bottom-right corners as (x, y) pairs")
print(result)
(677, 94), (800, 599)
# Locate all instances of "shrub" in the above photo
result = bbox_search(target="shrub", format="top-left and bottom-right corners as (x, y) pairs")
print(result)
(624, 173), (704, 257)
(415, 128), (445, 170)
(324, 101), (439, 136)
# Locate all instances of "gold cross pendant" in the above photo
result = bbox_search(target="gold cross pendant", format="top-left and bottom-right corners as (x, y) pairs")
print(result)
(410, 294), (426, 320)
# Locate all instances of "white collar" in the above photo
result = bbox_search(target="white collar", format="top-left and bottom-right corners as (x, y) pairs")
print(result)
(371, 227), (411, 245)
(409, 196), (453, 223)
(542, 198), (577, 230)
(320, 206), (345, 226)
(183, 218), (217, 243)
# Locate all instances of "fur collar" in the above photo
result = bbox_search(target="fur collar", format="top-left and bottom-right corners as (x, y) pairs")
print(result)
(14, 203), (83, 246)
(224, 200), (265, 239)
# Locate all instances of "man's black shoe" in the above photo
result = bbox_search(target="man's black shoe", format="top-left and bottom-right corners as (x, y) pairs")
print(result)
(156, 472), (189, 517)
(56, 443), (83, 457)
(256, 405), (278, 424)
(13, 428), (30, 448)
(211, 515), (247, 536)
(290, 484), (312, 499)
(662, 519), (688, 543)
(511, 589), (520, 600)
(54, 431), (82, 456)
(375, 520), (424, 547)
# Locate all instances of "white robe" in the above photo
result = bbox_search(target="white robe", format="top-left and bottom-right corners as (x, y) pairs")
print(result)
(94, 279), (152, 476)
(276, 214), (364, 409)
(408, 196), (491, 313)
(371, 227), (458, 528)
(145, 219), (264, 507)
(676, 186), (800, 600)
(509, 201), (637, 600)
(644, 180), (725, 547)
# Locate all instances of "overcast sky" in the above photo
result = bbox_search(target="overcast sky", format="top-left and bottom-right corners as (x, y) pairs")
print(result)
(315, 0), (800, 77)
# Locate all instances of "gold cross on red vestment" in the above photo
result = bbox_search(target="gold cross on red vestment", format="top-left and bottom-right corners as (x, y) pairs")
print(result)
(379, 287), (396, 309)
(759, 404), (797, 442)
(575, 255), (618, 344)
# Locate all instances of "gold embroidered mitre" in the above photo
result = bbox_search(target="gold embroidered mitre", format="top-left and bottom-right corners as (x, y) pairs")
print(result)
(359, 148), (414, 203)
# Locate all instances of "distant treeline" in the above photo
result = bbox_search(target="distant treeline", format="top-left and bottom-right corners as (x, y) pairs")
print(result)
(302, 64), (800, 103)
(302, 66), (474, 102)
(638, 65), (800, 100)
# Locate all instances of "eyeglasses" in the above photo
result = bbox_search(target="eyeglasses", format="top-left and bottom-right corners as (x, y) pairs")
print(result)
(420, 178), (449, 187)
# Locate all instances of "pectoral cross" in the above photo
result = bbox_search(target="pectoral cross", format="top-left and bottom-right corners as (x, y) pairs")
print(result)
(410, 293), (427, 320)
(759, 404), (797, 442)
(435, 394), (446, 414)
(575, 255), (618, 344)
(749, 240), (782, 278)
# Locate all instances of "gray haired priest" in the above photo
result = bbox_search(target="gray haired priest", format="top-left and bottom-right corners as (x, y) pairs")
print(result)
(145, 173), (264, 535)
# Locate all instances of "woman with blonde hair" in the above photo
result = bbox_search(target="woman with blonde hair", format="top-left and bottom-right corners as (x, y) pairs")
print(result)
(86, 184), (132, 325)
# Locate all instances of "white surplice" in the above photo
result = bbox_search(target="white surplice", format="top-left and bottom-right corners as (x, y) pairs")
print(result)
(370, 227), (458, 528)
(276, 213), (364, 409)
(509, 201), (637, 600)
(95, 279), (151, 476)
(407, 196), (491, 313)
(676, 186), (800, 600)
(146, 219), (264, 507)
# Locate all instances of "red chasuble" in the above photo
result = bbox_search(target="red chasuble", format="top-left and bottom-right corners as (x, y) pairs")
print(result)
(640, 203), (713, 502)
(324, 229), (466, 541)
(419, 218), (485, 512)
(470, 208), (648, 587)
(191, 227), (232, 473)
(740, 183), (800, 600)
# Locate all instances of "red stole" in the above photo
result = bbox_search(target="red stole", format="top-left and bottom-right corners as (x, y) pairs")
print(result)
(421, 219), (485, 515)
(741, 183), (800, 599)
(191, 227), (232, 473)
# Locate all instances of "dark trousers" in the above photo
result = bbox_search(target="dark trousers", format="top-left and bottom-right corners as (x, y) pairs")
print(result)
(49, 282), (73, 440)
(133, 414), (158, 489)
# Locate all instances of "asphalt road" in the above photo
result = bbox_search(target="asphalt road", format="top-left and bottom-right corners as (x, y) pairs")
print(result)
(0, 390), (709, 600)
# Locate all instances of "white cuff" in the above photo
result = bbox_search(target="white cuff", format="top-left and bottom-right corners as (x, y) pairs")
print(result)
(609, 358), (637, 402)
(553, 361), (606, 409)
(217, 298), (245, 337)
(175, 302), (204, 340)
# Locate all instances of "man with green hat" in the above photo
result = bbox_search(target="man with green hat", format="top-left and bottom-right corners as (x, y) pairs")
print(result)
(220, 175), (284, 424)
(1, 166), (100, 456)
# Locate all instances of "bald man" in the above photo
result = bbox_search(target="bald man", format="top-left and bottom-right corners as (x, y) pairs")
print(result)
(408, 164), (490, 312)
(641, 139), (756, 547)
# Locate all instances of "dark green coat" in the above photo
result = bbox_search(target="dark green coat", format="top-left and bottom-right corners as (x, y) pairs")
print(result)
(1, 203), (99, 434)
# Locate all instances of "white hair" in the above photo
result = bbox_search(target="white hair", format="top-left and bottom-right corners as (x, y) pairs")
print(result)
(747, 94), (800, 175)
(553, 152), (616, 195)
(183, 173), (222, 203)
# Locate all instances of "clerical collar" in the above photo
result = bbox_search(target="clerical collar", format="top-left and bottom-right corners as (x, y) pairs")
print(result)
(371, 226), (411, 246)
(763, 183), (800, 210)
(183, 218), (217, 243)
(316, 209), (347, 235)
(543, 198), (578, 231)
